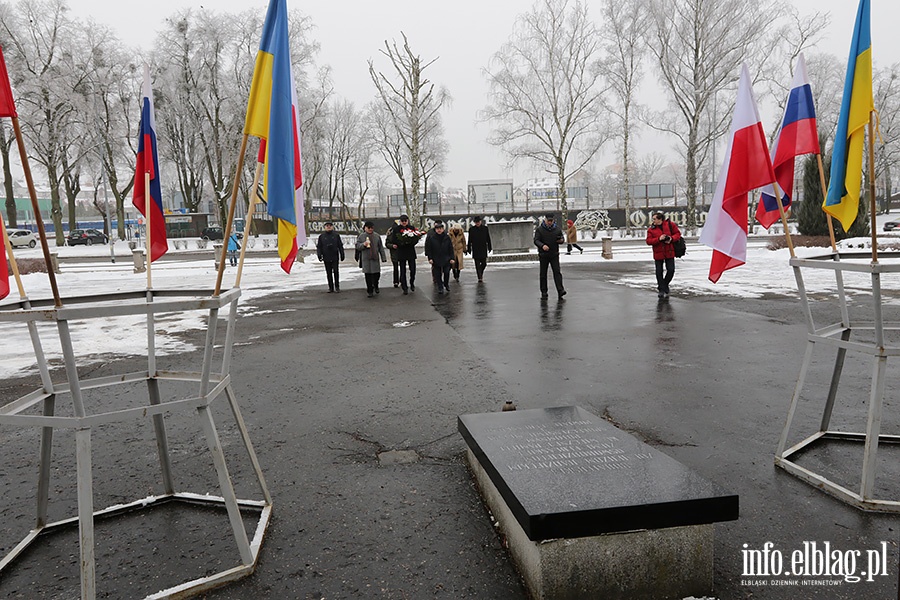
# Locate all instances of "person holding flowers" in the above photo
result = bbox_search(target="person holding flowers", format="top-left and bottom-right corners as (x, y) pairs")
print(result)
(356, 221), (387, 298)
(387, 214), (425, 295)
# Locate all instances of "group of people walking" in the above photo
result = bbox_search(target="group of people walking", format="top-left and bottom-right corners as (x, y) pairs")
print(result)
(315, 210), (682, 301)
(315, 214), (494, 298)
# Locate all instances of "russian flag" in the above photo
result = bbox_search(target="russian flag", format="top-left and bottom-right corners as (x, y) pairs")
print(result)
(756, 54), (820, 229)
(244, 0), (305, 273)
(699, 64), (777, 283)
(132, 64), (167, 262)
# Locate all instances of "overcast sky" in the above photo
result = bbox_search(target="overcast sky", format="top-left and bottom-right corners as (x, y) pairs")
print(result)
(62, 0), (900, 190)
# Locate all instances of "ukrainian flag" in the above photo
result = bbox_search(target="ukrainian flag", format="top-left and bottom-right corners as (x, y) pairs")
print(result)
(824, 0), (873, 231)
(245, 0), (303, 273)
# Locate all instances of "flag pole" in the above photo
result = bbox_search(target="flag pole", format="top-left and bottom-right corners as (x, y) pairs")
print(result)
(772, 181), (796, 258)
(1, 211), (27, 298)
(215, 133), (249, 296)
(815, 154), (839, 252)
(868, 113), (878, 263)
(235, 160), (263, 288)
(145, 171), (152, 288)
(11, 117), (61, 306)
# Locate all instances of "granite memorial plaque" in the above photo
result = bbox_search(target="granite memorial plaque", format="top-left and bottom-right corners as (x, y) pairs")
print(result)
(459, 405), (738, 541)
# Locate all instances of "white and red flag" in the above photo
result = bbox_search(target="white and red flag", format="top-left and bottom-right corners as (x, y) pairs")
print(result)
(0, 45), (16, 300)
(699, 64), (777, 283)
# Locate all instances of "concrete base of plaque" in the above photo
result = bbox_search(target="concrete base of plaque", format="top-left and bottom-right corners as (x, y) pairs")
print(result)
(467, 448), (713, 600)
(459, 406), (736, 600)
(489, 220), (535, 255)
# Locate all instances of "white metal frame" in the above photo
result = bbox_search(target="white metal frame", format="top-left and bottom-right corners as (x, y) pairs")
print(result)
(777, 251), (900, 512)
(0, 289), (272, 599)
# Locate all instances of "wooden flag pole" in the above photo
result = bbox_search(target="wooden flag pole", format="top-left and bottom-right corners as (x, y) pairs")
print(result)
(215, 133), (249, 296)
(868, 113), (878, 263)
(816, 154), (839, 252)
(145, 171), (153, 288)
(11, 116), (61, 306)
(1, 211), (27, 298)
(235, 161), (263, 288)
(772, 181), (796, 258)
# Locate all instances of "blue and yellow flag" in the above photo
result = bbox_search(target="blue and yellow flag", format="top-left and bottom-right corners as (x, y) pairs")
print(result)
(245, 0), (304, 273)
(824, 0), (873, 230)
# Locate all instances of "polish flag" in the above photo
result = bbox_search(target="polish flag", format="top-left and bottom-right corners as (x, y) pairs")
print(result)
(699, 64), (777, 283)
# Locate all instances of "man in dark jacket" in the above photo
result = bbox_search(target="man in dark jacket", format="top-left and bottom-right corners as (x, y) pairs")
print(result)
(424, 220), (455, 294)
(646, 212), (682, 299)
(316, 222), (345, 292)
(387, 214), (419, 294)
(466, 215), (492, 282)
(534, 213), (566, 300)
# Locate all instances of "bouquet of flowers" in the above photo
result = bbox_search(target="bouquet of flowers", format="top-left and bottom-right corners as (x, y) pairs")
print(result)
(395, 227), (426, 246)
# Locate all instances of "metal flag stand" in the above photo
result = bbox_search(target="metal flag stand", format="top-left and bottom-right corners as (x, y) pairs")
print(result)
(0, 287), (272, 599)
(776, 250), (900, 512)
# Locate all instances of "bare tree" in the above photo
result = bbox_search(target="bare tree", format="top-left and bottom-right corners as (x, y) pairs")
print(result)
(631, 152), (668, 186)
(645, 0), (778, 229)
(804, 52), (845, 148)
(0, 0), (91, 243)
(370, 100), (409, 216)
(350, 135), (377, 223)
(71, 20), (138, 239)
(760, 7), (829, 140)
(599, 0), (649, 234)
(322, 98), (360, 220)
(418, 117), (448, 206)
(482, 0), (610, 224)
(874, 64), (900, 212)
(369, 32), (449, 226)
(1, 122), (15, 227)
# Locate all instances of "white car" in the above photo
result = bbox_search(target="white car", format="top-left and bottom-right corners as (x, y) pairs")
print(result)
(7, 228), (37, 248)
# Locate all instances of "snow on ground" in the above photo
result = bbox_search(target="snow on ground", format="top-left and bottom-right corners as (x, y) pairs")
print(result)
(0, 242), (365, 379)
(3, 220), (900, 380)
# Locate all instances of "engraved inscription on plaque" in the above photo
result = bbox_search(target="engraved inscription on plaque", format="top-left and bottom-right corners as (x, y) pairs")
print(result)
(489, 419), (653, 475)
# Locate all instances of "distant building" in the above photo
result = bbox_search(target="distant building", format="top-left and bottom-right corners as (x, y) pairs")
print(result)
(467, 179), (513, 205)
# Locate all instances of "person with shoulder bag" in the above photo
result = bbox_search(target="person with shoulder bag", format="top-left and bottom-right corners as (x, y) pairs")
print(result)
(646, 212), (682, 299)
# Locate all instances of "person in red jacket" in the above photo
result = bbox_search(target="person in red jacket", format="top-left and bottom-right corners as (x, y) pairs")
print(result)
(646, 212), (682, 299)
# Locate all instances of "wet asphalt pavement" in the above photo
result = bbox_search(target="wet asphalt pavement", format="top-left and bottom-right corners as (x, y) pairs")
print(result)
(1, 257), (899, 599)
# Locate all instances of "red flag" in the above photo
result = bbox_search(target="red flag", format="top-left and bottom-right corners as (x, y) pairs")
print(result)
(0, 221), (10, 300)
(0, 46), (17, 118)
(698, 64), (776, 283)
